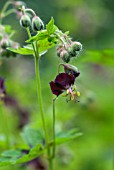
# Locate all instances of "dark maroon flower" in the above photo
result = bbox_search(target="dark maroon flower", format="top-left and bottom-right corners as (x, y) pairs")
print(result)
(0, 77), (6, 100)
(50, 73), (75, 96)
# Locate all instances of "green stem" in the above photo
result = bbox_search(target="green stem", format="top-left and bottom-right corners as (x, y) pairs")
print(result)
(3, 9), (16, 18)
(26, 27), (52, 170)
(35, 57), (48, 144)
(52, 98), (56, 158)
(1, 1), (13, 14)
(26, 27), (37, 57)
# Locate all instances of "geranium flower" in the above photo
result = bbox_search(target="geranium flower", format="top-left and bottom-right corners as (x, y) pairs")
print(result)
(50, 72), (80, 101)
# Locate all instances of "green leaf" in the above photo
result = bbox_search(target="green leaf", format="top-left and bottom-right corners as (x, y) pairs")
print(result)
(8, 47), (34, 55)
(4, 25), (15, 35)
(21, 126), (44, 147)
(16, 144), (45, 164)
(50, 129), (82, 146)
(26, 30), (49, 43)
(46, 17), (57, 35)
(0, 150), (22, 166)
(37, 37), (57, 53)
(0, 157), (12, 166)
(80, 49), (114, 66)
(0, 144), (45, 166)
(1, 150), (22, 158)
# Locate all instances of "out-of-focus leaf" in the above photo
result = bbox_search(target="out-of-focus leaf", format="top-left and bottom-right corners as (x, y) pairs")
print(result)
(0, 157), (12, 166)
(0, 149), (22, 166)
(80, 49), (114, 66)
(50, 129), (82, 146)
(1, 150), (22, 158)
(4, 25), (15, 35)
(16, 144), (45, 164)
(21, 126), (44, 147)
(0, 144), (45, 166)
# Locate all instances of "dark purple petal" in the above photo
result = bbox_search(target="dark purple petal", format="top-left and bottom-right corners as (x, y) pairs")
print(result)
(50, 81), (63, 96)
(55, 73), (75, 89)
(50, 73), (75, 96)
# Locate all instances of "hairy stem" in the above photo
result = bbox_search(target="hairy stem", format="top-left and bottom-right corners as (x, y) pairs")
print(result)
(26, 27), (52, 170)
(52, 98), (56, 158)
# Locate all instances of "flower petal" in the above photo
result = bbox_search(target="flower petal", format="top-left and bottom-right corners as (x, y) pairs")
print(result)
(55, 73), (75, 89)
(50, 81), (63, 96)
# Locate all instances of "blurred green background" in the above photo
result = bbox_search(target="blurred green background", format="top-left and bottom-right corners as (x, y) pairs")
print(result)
(0, 0), (113, 170)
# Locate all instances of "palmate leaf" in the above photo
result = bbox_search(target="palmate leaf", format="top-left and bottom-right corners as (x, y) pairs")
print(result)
(46, 17), (58, 35)
(37, 37), (57, 53)
(7, 47), (34, 55)
(8, 45), (47, 56)
(50, 128), (82, 146)
(26, 18), (58, 43)
(0, 144), (45, 166)
(26, 30), (49, 43)
(21, 126), (44, 147)
(16, 144), (45, 164)
(80, 49), (114, 66)
(0, 127), (45, 167)
(0, 149), (22, 166)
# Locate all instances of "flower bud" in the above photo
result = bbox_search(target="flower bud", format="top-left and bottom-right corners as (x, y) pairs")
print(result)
(20, 14), (31, 28)
(60, 50), (70, 63)
(0, 37), (10, 49)
(71, 41), (82, 52)
(0, 49), (11, 58)
(57, 46), (64, 57)
(32, 16), (44, 31)
(67, 46), (76, 57)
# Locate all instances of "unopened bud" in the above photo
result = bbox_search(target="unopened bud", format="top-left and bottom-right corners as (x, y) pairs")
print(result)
(57, 46), (63, 57)
(0, 37), (10, 49)
(32, 16), (44, 31)
(72, 41), (82, 52)
(67, 46), (76, 57)
(20, 14), (31, 28)
(60, 50), (70, 63)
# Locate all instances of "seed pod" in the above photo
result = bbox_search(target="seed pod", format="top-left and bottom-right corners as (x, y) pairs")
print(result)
(71, 41), (82, 52)
(20, 14), (31, 28)
(32, 16), (44, 31)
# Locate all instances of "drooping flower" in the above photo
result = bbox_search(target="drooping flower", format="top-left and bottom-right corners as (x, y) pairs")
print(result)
(50, 72), (80, 101)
